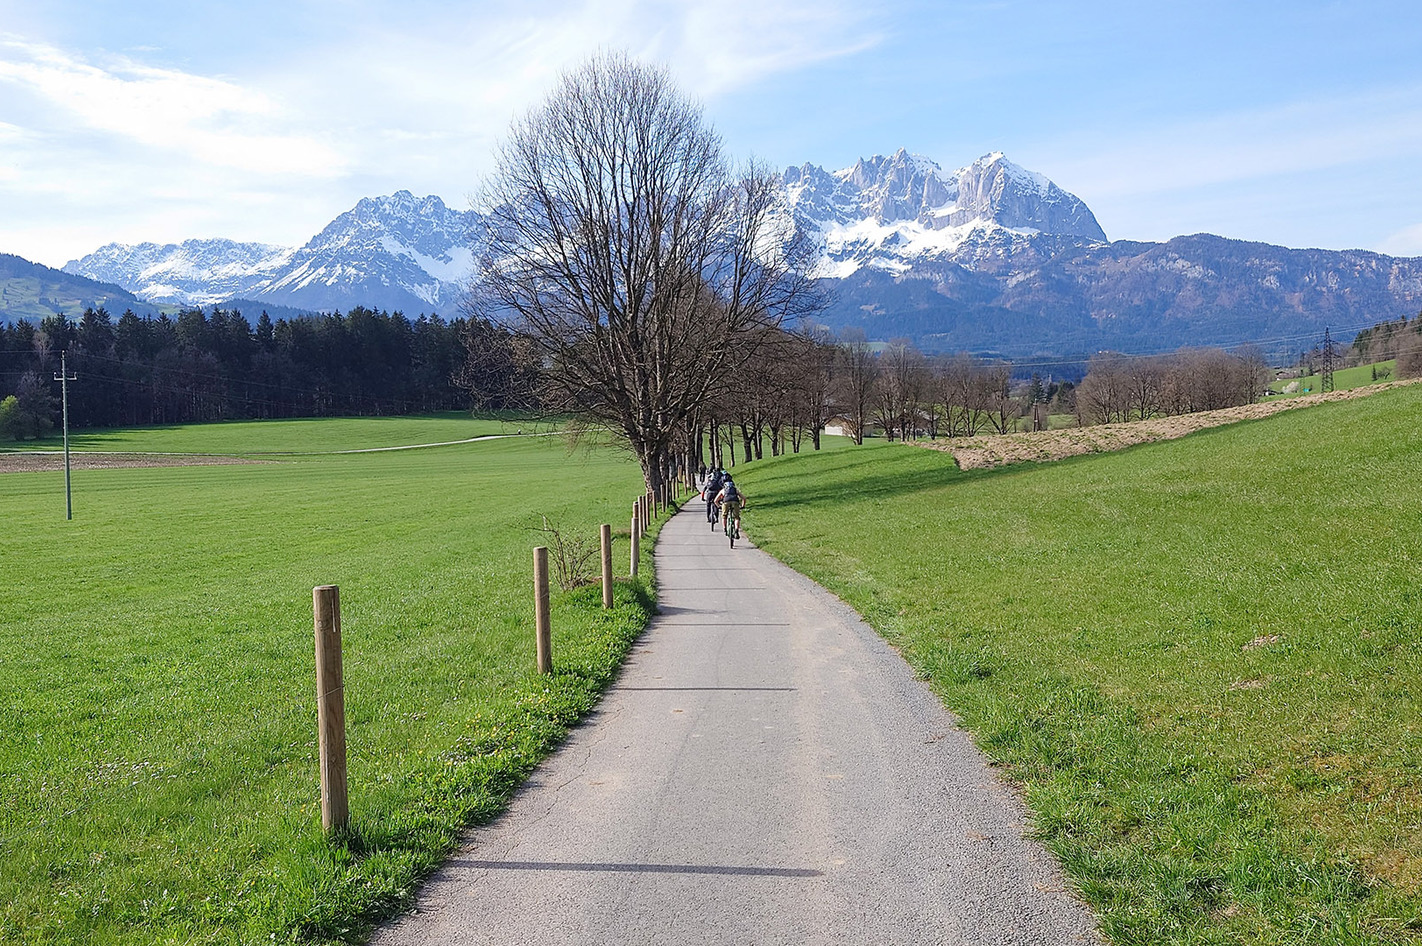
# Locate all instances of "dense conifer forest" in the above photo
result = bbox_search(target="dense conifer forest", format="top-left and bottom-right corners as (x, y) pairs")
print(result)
(0, 306), (503, 431)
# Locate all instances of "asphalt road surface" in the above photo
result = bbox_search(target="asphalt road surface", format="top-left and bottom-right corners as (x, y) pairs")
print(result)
(373, 504), (1100, 945)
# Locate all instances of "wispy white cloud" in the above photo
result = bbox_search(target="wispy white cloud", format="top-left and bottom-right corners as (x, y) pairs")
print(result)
(661, 0), (883, 96)
(262, 0), (882, 210)
(1041, 85), (1422, 201)
(1015, 83), (1422, 249)
(0, 37), (344, 175)
(1378, 223), (1422, 258)
(0, 2), (879, 264)
(294, 0), (880, 148)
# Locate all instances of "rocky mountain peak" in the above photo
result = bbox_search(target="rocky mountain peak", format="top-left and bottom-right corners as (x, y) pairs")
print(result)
(953, 153), (1105, 241)
(836, 149), (955, 226)
(782, 149), (1108, 280)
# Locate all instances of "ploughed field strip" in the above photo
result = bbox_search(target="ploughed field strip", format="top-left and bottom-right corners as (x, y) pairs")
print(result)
(375, 505), (1099, 945)
(929, 377), (1422, 469)
(0, 451), (266, 472)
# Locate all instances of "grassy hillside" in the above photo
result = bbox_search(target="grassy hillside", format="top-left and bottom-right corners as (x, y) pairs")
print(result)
(737, 385), (1422, 944)
(0, 421), (656, 944)
(1267, 360), (1399, 397)
(0, 253), (151, 322)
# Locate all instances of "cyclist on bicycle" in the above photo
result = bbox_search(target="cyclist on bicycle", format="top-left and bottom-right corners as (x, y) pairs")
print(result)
(715, 476), (744, 544)
(703, 466), (727, 529)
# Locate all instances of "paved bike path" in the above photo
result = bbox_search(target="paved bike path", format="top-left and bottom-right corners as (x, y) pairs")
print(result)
(373, 505), (1100, 945)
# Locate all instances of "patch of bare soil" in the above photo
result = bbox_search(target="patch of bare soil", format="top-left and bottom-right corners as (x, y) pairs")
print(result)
(0, 453), (267, 473)
(921, 378), (1422, 470)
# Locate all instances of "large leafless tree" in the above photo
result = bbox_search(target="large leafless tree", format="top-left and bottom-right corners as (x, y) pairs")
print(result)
(475, 53), (818, 491)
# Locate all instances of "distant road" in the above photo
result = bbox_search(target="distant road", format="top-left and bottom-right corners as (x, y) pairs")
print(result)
(373, 505), (1101, 945)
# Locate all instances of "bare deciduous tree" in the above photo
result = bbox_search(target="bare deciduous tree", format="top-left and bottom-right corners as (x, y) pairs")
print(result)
(1078, 352), (1132, 424)
(876, 338), (926, 440)
(476, 53), (818, 491)
(1399, 326), (1422, 378)
(835, 328), (879, 444)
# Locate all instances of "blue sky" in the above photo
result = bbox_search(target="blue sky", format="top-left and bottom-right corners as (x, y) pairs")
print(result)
(2, 0), (1420, 267)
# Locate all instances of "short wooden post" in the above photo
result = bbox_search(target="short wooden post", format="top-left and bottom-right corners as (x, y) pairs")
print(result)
(600, 523), (613, 609)
(533, 546), (552, 674)
(313, 585), (349, 834)
(630, 510), (640, 576)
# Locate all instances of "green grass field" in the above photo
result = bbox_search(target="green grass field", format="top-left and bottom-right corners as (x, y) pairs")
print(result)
(0, 411), (542, 455)
(1267, 361), (1398, 397)
(0, 418), (657, 944)
(738, 385), (1422, 944)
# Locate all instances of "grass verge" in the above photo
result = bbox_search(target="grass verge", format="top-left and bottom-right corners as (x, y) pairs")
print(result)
(0, 421), (667, 944)
(735, 385), (1422, 944)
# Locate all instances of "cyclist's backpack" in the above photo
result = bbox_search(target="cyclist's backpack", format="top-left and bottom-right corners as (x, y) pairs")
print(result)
(721, 482), (739, 503)
(705, 471), (725, 498)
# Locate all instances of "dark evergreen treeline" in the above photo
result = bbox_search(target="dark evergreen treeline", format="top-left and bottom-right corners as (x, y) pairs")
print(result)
(0, 306), (494, 432)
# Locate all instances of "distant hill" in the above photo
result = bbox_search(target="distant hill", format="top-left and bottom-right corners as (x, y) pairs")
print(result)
(0, 253), (161, 323)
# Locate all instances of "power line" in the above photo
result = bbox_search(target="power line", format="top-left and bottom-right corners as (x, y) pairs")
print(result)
(1321, 327), (1337, 393)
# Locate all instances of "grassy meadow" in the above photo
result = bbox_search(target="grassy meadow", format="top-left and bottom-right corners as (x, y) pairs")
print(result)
(738, 385), (1422, 944)
(0, 415), (657, 944)
(0, 411), (538, 455)
(1267, 361), (1399, 397)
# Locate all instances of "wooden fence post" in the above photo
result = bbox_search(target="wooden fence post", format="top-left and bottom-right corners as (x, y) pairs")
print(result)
(533, 547), (552, 674)
(313, 585), (349, 834)
(600, 523), (613, 609)
(631, 510), (640, 577)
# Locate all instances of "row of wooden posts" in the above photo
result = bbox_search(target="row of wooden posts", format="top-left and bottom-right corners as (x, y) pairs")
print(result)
(311, 483), (678, 834)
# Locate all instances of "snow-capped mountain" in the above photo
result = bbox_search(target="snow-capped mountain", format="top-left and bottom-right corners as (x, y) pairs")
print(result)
(66, 191), (481, 315)
(64, 239), (293, 306)
(787, 149), (1422, 357)
(250, 191), (480, 313)
(49, 153), (1422, 358)
(784, 149), (1106, 279)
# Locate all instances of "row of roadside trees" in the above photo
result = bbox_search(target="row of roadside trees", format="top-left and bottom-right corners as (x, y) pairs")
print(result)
(468, 54), (1356, 488)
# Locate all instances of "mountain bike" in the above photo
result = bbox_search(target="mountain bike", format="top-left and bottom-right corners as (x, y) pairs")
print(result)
(723, 501), (742, 548)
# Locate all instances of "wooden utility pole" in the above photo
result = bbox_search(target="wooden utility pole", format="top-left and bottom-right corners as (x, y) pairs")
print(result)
(53, 351), (76, 520)
(533, 547), (552, 674)
(313, 585), (349, 834)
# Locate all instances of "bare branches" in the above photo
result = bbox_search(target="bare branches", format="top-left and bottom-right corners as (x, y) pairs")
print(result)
(533, 516), (598, 591)
(474, 53), (819, 489)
